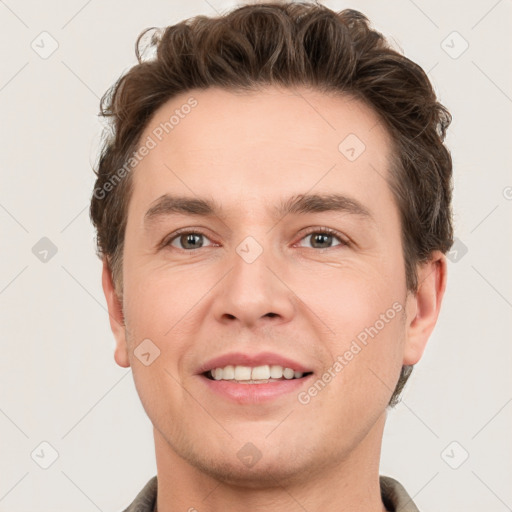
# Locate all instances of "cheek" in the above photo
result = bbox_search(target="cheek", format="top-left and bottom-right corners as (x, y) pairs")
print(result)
(121, 269), (197, 416)
(338, 290), (406, 403)
(295, 255), (407, 381)
(122, 263), (210, 358)
(295, 252), (405, 330)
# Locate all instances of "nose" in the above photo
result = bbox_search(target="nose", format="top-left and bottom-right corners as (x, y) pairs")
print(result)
(211, 241), (296, 329)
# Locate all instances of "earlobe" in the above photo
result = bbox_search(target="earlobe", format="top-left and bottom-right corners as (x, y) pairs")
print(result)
(101, 258), (130, 368)
(403, 251), (448, 366)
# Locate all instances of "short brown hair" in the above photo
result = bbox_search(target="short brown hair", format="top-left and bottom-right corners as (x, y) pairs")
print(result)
(90, 2), (453, 405)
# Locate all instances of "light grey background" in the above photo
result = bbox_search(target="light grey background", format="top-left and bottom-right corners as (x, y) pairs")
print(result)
(1, 0), (511, 510)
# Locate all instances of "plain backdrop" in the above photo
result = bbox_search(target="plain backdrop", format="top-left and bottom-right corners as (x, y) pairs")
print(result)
(0, 1), (511, 511)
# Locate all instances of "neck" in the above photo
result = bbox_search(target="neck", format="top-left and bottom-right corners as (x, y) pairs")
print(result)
(154, 413), (387, 512)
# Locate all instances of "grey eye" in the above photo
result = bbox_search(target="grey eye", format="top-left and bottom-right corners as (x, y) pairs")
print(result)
(170, 232), (213, 250)
(299, 232), (343, 249)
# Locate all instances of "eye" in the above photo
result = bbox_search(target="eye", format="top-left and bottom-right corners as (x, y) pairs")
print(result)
(165, 230), (214, 250)
(162, 227), (348, 252)
(297, 228), (347, 249)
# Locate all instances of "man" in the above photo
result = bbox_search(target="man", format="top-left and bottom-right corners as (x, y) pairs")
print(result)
(90, 3), (453, 511)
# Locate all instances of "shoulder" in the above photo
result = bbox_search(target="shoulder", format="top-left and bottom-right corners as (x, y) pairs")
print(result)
(121, 475), (158, 512)
(380, 475), (420, 512)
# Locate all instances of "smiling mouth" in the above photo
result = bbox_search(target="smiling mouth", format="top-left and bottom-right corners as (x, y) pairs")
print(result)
(202, 364), (313, 383)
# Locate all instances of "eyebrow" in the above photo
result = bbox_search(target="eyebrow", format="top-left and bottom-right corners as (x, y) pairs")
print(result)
(144, 192), (373, 226)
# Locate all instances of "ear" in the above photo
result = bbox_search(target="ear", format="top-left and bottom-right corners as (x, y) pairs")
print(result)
(101, 258), (130, 368)
(403, 251), (448, 365)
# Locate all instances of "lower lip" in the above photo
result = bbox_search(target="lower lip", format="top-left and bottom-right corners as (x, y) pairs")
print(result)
(199, 374), (314, 404)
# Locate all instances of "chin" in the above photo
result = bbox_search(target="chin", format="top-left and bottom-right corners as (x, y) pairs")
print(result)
(190, 452), (312, 489)
(168, 429), (317, 488)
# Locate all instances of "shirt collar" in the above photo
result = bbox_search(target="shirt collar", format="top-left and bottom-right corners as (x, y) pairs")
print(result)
(122, 474), (420, 512)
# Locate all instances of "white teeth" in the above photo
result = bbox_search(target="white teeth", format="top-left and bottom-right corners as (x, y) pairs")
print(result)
(208, 364), (307, 381)
(251, 365), (270, 380)
(222, 365), (235, 380)
(234, 365), (252, 380)
(269, 365), (283, 379)
(283, 367), (295, 379)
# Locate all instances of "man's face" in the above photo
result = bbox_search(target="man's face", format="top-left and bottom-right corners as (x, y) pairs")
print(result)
(109, 87), (422, 484)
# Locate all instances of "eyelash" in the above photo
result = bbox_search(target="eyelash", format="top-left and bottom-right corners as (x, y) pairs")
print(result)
(297, 227), (349, 249)
(162, 227), (349, 251)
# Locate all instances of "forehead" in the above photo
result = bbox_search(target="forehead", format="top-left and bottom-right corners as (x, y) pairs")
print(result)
(130, 86), (394, 215)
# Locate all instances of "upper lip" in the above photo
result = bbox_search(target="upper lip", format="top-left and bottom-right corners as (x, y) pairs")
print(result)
(197, 351), (313, 375)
